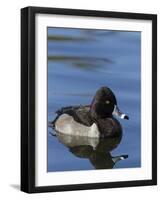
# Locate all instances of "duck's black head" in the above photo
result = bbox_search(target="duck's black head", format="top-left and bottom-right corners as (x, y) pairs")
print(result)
(90, 86), (129, 120)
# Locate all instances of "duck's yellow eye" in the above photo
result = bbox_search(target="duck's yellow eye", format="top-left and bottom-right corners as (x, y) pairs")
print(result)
(105, 100), (110, 104)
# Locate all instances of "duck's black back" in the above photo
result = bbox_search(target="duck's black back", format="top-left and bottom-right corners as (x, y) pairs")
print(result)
(52, 105), (94, 127)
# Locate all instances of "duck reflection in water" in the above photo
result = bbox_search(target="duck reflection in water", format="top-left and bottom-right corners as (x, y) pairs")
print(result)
(51, 131), (128, 169)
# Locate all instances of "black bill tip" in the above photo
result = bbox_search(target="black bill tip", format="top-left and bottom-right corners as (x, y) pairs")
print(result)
(124, 115), (129, 120)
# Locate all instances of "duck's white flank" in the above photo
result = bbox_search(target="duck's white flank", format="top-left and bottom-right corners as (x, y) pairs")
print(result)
(55, 114), (100, 138)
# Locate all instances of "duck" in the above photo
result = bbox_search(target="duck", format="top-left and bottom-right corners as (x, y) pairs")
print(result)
(51, 86), (129, 138)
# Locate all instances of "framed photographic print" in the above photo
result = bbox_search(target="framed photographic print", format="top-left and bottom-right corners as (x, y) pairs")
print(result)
(21, 6), (157, 193)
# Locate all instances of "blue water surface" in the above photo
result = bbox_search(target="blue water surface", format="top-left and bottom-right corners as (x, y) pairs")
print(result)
(47, 28), (141, 172)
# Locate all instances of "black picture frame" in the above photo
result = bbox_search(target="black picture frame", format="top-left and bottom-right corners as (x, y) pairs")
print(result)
(21, 6), (157, 193)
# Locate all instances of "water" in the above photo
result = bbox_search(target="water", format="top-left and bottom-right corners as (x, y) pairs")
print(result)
(47, 28), (141, 172)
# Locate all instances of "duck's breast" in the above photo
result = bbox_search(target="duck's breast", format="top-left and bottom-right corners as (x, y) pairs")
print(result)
(97, 117), (122, 137)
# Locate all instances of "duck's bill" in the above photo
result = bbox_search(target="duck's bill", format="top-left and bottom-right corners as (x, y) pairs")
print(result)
(112, 154), (128, 164)
(112, 105), (129, 120)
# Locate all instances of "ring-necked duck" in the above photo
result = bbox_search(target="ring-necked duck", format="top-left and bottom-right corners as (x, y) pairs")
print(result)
(51, 86), (129, 138)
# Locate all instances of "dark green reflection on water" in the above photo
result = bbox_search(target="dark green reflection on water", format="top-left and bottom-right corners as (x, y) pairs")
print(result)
(48, 55), (112, 70)
(48, 35), (92, 42)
